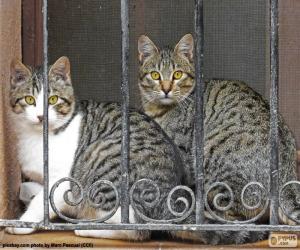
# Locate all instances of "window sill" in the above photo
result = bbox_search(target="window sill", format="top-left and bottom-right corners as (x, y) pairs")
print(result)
(1, 230), (294, 249)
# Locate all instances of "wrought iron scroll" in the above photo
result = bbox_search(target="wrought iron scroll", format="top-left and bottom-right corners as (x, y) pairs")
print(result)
(204, 182), (269, 224)
(49, 177), (120, 223)
(129, 179), (195, 223)
(50, 179), (274, 225)
(279, 181), (300, 224)
(50, 178), (195, 224)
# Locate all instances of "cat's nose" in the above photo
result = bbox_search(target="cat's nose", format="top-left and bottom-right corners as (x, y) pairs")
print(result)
(162, 89), (171, 96)
(37, 115), (43, 122)
(161, 81), (172, 95)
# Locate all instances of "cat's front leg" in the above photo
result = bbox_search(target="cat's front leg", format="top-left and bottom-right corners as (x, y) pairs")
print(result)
(5, 180), (69, 235)
(5, 190), (44, 234)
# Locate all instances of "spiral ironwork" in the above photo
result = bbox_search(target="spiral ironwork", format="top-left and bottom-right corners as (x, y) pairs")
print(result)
(279, 180), (300, 224)
(49, 177), (120, 223)
(204, 181), (269, 224)
(129, 179), (195, 223)
(50, 178), (274, 225)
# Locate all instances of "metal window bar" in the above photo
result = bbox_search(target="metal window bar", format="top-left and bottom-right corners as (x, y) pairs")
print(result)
(42, 0), (50, 227)
(269, 0), (280, 225)
(120, 0), (130, 224)
(1, 0), (300, 233)
(194, 0), (205, 225)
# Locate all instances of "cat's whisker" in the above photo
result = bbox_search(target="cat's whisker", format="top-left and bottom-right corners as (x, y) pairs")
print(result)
(144, 95), (157, 105)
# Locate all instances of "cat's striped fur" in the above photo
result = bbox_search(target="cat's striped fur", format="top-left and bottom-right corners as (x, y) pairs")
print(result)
(7, 57), (186, 240)
(70, 100), (185, 230)
(138, 34), (300, 242)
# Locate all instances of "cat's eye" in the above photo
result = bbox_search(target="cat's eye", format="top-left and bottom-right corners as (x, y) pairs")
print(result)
(173, 71), (183, 80)
(25, 96), (35, 105)
(151, 71), (160, 80)
(48, 95), (58, 105)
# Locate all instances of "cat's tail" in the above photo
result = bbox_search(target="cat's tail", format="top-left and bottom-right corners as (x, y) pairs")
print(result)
(169, 229), (268, 245)
(168, 215), (268, 245)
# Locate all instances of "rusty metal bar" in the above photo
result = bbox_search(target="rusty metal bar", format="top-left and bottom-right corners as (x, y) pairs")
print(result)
(2, 219), (300, 232)
(269, 0), (279, 225)
(120, 0), (130, 223)
(194, 0), (205, 224)
(42, 0), (49, 226)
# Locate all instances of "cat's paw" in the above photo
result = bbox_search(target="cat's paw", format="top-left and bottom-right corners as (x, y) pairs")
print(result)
(5, 227), (35, 235)
(74, 229), (141, 240)
(75, 229), (123, 239)
(74, 230), (91, 238)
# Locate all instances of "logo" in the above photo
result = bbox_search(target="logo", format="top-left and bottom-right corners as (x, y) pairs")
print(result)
(269, 233), (298, 248)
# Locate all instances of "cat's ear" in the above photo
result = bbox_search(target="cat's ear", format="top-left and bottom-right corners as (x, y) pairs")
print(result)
(174, 34), (194, 62)
(49, 56), (71, 81)
(10, 59), (31, 87)
(138, 35), (159, 64)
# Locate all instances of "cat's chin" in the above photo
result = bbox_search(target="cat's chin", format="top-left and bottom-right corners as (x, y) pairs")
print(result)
(23, 122), (64, 133)
(28, 123), (47, 133)
(158, 98), (176, 105)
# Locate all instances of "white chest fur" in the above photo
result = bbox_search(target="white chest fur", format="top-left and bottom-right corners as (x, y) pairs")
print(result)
(16, 114), (82, 183)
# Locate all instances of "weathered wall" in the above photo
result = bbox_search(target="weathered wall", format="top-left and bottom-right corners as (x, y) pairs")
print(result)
(279, 0), (300, 148)
(0, 0), (22, 218)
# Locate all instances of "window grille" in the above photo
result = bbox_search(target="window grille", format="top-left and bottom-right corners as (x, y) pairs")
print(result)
(1, 0), (300, 234)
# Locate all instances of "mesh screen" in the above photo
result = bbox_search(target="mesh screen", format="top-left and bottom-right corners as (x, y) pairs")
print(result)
(48, 0), (268, 106)
(49, 0), (122, 102)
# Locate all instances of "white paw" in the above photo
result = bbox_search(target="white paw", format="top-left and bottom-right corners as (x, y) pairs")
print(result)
(74, 229), (139, 240)
(75, 229), (121, 239)
(5, 227), (35, 235)
(74, 230), (90, 237)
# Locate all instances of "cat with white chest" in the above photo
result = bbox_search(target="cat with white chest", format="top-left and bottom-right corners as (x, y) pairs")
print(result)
(5, 57), (187, 241)
(6, 57), (82, 234)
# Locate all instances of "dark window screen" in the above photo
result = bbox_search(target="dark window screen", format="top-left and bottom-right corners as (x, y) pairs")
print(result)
(48, 0), (268, 107)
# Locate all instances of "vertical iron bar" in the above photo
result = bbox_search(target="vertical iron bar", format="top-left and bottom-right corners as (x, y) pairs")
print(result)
(269, 0), (279, 225)
(42, 0), (49, 226)
(194, 0), (205, 224)
(120, 0), (130, 223)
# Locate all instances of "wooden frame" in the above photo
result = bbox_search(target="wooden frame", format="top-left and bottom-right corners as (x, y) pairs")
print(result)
(22, 0), (43, 66)
(0, 0), (22, 219)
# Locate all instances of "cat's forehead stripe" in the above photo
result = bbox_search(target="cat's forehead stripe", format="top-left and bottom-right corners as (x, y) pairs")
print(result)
(157, 48), (177, 73)
(29, 70), (43, 95)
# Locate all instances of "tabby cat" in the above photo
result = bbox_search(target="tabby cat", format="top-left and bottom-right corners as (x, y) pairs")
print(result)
(5, 56), (186, 240)
(6, 56), (266, 244)
(138, 34), (300, 229)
